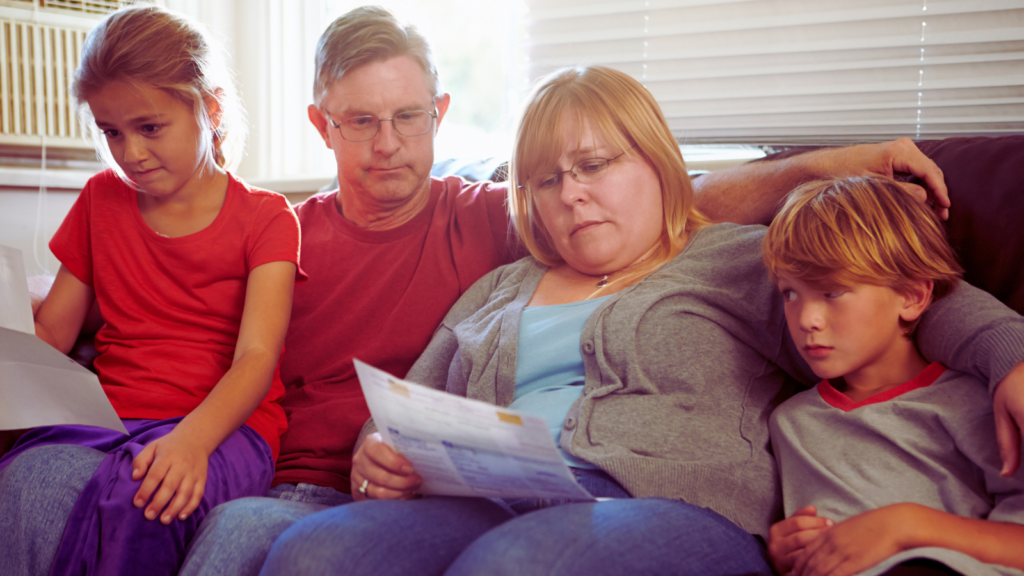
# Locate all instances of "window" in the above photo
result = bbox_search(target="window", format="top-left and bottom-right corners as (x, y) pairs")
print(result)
(522, 0), (1024, 146)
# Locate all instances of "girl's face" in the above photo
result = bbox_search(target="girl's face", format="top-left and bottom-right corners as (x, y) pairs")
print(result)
(532, 115), (664, 276)
(87, 81), (216, 200)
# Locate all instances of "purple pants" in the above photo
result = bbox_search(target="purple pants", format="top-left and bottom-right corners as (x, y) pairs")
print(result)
(0, 418), (274, 576)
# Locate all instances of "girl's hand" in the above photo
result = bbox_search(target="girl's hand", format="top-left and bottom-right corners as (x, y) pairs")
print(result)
(793, 504), (914, 576)
(350, 432), (421, 501)
(767, 505), (833, 575)
(132, 428), (210, 524)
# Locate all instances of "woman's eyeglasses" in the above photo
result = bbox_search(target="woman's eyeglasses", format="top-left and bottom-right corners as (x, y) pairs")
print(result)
(521, 146), (634, 195)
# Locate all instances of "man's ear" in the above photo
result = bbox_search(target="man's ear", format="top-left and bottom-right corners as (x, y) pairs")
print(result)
(899, 279), (934, 324)
(433, 93), (451, 133)
(308, 105), (332, 148)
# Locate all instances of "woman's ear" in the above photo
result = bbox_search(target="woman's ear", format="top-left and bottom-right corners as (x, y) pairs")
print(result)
(205, 88), (225, 131)
(899, 279), (934, 324)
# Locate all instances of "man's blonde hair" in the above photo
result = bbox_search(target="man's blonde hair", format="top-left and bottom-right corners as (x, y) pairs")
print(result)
(763, 176), (961, 302)
(312, 6), (440, 107)
(510, 65), (709, 284)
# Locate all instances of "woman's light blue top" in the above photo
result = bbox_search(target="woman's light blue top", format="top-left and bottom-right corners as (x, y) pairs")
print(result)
(511, 295), (610, 468)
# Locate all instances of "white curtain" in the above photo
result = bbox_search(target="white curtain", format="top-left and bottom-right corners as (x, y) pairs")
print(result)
(522, 0), (1024, 145)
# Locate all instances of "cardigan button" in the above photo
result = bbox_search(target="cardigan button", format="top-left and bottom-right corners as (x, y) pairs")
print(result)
(564, 416), (577, 430)
(582, 341), (594, 355)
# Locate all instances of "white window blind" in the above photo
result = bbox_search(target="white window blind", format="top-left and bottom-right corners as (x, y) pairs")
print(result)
(522, 0), (1024, 146)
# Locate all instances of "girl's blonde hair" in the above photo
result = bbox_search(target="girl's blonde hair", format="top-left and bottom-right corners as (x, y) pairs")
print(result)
(763, 176), (962, 302)
(71, 4), (246, 173)
(510, 66), (709, 288)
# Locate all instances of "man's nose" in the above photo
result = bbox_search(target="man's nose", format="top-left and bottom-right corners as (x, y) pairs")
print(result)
(372, 119), (402, 155)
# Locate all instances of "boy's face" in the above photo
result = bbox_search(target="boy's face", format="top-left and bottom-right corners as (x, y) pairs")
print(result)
(777, 273), (926, 390)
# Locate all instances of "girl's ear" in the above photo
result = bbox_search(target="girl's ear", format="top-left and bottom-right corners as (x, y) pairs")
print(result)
(204, 88), (224, 131)
(899, 279), (934, 324)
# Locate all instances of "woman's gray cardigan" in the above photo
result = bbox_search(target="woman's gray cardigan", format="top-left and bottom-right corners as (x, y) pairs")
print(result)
(365, 223), (1024, 538)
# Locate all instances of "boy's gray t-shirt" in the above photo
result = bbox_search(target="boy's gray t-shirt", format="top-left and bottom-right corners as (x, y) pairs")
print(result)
(771, 367), (1024, 576)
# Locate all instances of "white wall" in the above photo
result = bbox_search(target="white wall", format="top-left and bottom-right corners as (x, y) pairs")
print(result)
(0, 190), (77, 277)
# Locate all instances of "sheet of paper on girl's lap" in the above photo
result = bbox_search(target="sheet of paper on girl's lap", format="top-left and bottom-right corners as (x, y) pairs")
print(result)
(0, 245), (127, 434)
(0, 245), (34, 334)
(355, 360), (595, 500)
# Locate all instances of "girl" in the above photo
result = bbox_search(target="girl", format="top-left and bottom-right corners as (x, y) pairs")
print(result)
(0, 5), (302, 576)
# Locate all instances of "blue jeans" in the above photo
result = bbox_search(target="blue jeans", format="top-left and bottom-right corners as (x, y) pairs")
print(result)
(0, 420), (274, 576)
(259, 469), (771, 576)
(0, 445), (104, 576)
(179, 483), (353, 576)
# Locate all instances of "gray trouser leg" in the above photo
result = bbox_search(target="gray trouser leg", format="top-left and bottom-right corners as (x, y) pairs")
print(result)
(0, 444), (105, 576)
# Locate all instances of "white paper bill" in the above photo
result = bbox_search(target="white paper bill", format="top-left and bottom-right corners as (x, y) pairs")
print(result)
(0, 245), (127, 434)
(354, 359), (594, 501)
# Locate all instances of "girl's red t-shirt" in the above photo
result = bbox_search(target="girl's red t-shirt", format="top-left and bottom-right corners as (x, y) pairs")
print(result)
(50, 169), (305, 460)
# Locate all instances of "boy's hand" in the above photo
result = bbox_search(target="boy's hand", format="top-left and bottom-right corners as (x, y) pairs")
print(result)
(793, 504), (912, 576)
(131, 429), (210, 524)
(768, 505), (833, 575)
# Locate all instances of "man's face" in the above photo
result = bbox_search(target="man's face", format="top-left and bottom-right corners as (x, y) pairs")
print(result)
(309, 56), (450, 220)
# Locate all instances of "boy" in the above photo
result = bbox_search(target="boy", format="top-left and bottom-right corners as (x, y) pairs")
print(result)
(761, 176), (1024, 576)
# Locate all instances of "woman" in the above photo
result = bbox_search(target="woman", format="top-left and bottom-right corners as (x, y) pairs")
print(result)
(258, 66), (1024, 576)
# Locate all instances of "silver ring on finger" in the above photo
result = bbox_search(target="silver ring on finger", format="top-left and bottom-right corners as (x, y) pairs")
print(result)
(358, 479), (370, 497)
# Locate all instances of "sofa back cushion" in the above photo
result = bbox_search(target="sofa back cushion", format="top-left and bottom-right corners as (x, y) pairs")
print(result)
(916, 136), (1024, 316)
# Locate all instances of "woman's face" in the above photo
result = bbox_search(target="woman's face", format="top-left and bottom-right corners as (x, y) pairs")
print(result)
(532, 115), (664, 276)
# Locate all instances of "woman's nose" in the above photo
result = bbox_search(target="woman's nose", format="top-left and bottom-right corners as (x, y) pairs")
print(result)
(559, 171), (588, 206)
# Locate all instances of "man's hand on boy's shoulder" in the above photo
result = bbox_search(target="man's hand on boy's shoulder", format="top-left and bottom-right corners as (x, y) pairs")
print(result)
(767, 505), (833, 575)
(826, 138), (950, 221)
(995, 361), (1024, 477)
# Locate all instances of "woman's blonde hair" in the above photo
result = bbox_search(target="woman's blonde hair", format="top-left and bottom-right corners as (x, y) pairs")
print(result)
(510, 66), (709, 287)
(71, 4), (246, 173)
(763, 176), (961, 304)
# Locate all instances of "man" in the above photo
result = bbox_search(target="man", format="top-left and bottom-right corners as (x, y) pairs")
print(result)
(174, 6), (974, 574)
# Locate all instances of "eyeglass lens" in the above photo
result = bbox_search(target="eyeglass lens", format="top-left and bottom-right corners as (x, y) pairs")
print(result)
(335, 111), (435, 142)
(530, 158), (615, 194)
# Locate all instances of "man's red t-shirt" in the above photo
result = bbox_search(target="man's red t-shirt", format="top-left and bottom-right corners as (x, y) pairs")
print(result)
(50, 170), (304, 459)
(275, 176), (517, 490)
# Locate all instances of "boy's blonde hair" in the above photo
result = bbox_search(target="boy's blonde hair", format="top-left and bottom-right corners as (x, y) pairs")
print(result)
(510, 65), (710, 287)
(763, 176), (962, 303)
(72, 4), (246, 173)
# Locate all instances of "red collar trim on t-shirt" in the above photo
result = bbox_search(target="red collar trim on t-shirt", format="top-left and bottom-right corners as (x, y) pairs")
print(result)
(817, 362), (947, 412)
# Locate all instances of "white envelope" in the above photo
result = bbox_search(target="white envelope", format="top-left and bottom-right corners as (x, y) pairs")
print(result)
(0, 327), (127, 433)
(0, 245), (127, 434)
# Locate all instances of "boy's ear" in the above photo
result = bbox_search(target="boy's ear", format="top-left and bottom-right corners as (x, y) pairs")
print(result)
(899, 280), (934, 323)
(307, 105), (332, 149)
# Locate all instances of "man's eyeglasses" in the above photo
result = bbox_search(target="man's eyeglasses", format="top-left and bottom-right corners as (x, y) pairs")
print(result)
(322, 107), (438, 142)
(520, 146), (635, 196)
